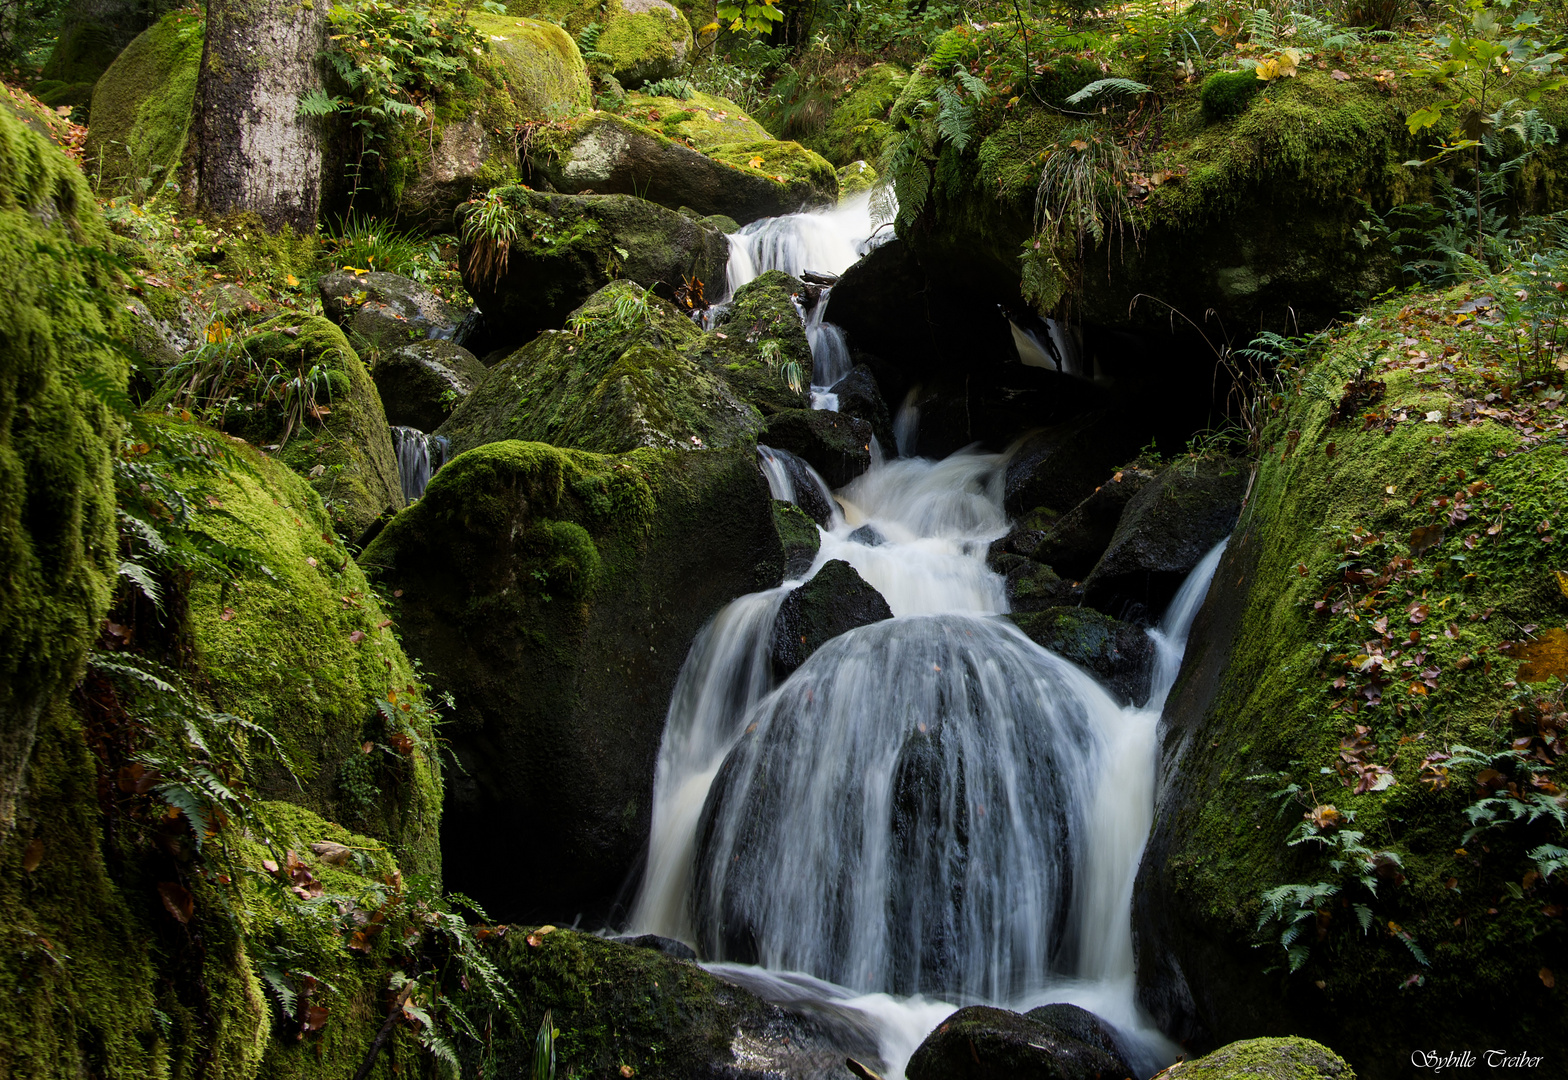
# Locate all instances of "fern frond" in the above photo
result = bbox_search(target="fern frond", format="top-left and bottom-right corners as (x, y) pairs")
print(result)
(1064, 78), (1151, 106)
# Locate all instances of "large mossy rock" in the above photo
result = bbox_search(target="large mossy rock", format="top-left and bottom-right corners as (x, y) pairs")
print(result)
(529, 111), (838, 225)
(242, 316), (405, 541)
(0, 102), (156, 1078)
(761, 408), (874, 488)
(712, 269), (814, 415)
(84, 9), (204, 194)
(1180, 1037), (1355, 1080)
(459, 186), (729, 345)
(771, 559), (893, 676)
(619, 89), (772, 147)
(462, 927), (878, 1076)
(172, 433), (441, 872)
(905, 1004), (1128, 1080)
(441, 280), (764, 455)
(1080, 454), (1247, 617)
(360, 440), (783, 921)
(471, 12), (591, 121)
(318, 269), (466, 358)
(0, 103), (126, 840)
(1133, 289), (1568, 1078)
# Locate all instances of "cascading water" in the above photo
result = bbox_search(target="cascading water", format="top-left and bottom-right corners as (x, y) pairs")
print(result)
(390, 426), (449, 501)
(630, 444), (1226, 1077)
(724, 191), (887, 411)
(627, 198), (1228, 1078)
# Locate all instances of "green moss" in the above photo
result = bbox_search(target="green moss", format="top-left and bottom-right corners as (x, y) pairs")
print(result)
(594, 0), (692, 86)
(471, 13), (591, 121)
(41, 19), (121, 87)
(0, 102), (125, 837)
(441, 279), (764, 454)
(1200, 68), (1265, 120)
(169, 432), (440, 874)
(235, 315), (403, 541)
(621, 89), (771, 148)
(85, 11), (205, 196)
(1182, 1037), (1355, 1080)
(805, 62), (906, 168)
(1160, 285), (1568, 1055)
(707, 139), (838, 192)
(837, 159), (878, 197)
(711, 269), (813, 415)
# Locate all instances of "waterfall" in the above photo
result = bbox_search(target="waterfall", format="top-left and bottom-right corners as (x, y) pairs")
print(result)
(724, 191), (887, 415)
(629, 430), (1227, 1076)
(390, 426), (449, 501)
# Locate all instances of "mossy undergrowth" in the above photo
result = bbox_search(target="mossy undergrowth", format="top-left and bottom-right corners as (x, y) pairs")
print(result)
(1165, 279), (1568, 1055)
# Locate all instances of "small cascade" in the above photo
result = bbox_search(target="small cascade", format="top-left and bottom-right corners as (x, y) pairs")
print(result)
(724, 192), (888, 416)
(757, 444), (841, 530)
(893, 389), (921, 459)
(391, 426), (449, 502)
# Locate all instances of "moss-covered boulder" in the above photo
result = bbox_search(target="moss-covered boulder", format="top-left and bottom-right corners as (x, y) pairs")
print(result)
(771, 559), (893, 676)
(169, 435), (441, 871)
(37, 18), (122, 115)
(84, 10), (204, 195)
(529, 111), (838, 225)
(838, 159), (878, 197)
(374, 340), (486, 433)
(472, 12), (591, 121)
(442, 280), (763, 455)
(1134, 286), (1568, 1076)
(1081, 454), (1247, 617)
(1008, 606), (1153, 706)
(594, 0), (693, 87)
(360, 440), (783, 921)
(905, 1004), (1128, 1080)
(240, 316), (405, 542)
(464, 926), (878, 1076)
(712, 269), (814, 415)
(619, 88), (772, 148)
(459, 186), (728, 345)
(0, 102), (125, 839)
(1181, 1037), (1355, 1080)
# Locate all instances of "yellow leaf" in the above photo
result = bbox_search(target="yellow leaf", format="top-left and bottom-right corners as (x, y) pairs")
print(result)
(698, 20), (718, 35)
(1069, 138), (1089, 150)
(285, 273), (299, 287)
(1255, 57), (1279, 81)
(748, 155), (764, 168)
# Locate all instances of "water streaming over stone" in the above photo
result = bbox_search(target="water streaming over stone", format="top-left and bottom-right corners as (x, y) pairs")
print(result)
(631, 436), (1225, 1076)
(390, 425), (449, 501)
(724, 191), (886, 414)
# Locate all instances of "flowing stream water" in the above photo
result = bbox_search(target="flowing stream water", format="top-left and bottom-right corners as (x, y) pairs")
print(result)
(624, 195), (1225, 1078)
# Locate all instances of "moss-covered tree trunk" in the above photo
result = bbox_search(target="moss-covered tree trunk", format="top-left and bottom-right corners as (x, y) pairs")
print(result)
(188, 0), (327, 231)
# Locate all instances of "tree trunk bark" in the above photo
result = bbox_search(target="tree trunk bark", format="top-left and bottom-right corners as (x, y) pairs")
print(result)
(188, 0), (328, 231)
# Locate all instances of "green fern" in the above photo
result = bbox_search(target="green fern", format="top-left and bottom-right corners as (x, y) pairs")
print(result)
(1064, 78), (1151, 107)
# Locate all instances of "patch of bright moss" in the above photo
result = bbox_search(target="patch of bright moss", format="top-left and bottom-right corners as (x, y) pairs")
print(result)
(85, 10), (205, 196)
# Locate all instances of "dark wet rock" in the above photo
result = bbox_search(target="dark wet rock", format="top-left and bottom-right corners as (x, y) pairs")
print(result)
(1022, 1004), (1131, 1068)
(465, 928), (881, 1078)
(1008, 607), (1154, 707)
(989, 553), (1082, 613)
(771, 560), (892, 677)
(361, 441), (781, 922)
(848, 524), (884, 547)
(458, 187), (729, 348)
(829, 364), (896, 456)
(318, 270), (465, 355)
(1082, 455), (1248, 617)
(905, 1005), (1127, 1080)
(764, 446), (836, 529)
(762, 409), (873, 489)
(373, 340), (487, 433)
(988, 526), (1046, 562)
(612, 932), (698, 960)
(1003, 413), (1149, 520)
(1034, 466), (1158, 580)
(774, 501), (820, 581)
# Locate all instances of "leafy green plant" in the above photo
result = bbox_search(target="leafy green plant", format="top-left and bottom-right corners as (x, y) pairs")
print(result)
(713, 0), (785, 37)
(299, 0), (507, 210)
(327, 214), (430, 276)
(532, 1010), (557, 1080)
(643, 76), (696, 99)
(574, 20), (613, 65)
